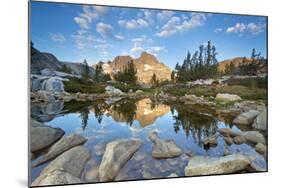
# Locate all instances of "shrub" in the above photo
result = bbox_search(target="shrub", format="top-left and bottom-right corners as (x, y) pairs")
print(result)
(63, 77), (106, 94)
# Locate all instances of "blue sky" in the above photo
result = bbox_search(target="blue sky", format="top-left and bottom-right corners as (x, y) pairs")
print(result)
(31, 1), (267, 69)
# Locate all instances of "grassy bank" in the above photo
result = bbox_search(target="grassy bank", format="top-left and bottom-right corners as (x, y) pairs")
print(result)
(164, 85), (267, 100)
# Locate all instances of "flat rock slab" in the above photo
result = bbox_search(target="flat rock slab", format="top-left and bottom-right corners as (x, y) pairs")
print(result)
(218, 128), (241, 137)
(32, 146), (90, 186)
(30, 121), (65, 152)
(31, 170), (82, 186)
(241, 131), (266, 144)
(33, 134), (87, 167)
(215, 93), (241, 102)
(185, 154), (251, 176)
(149, 131), (183, 159)
(98, 139), (143, 182)
(233, 110), (260, 125)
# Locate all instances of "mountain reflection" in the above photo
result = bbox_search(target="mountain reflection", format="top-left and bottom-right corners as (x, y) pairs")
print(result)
(32, 98), (218, 136)
(108, 98), (171, 127)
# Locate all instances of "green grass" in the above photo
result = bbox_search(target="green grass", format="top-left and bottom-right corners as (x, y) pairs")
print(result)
(164, 85), (267, 100)
(63, 77), (106, 94)
(111, 82), (154, 93)
(226, 77), (267, 89)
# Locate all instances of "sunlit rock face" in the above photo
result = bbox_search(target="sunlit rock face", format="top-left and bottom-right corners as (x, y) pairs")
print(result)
(107, 98), (171, 127)
(99, 52), (172, 84)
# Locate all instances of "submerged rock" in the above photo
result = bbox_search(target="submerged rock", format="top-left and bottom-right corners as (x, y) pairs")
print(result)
(233, 110), (260, 125)
(215, 93), (241, 102)
(98, 139), (143, 181)
(203, 135), (218, 148)
(32, 146), (90, 186)
(85, 165), (99, 182)
(223, 136), (233, 145)
(185, 154), (252, 176)
(33, 134), (87, 167)
(149, 131), (183, 159)
(30, 121), (65, 152)
(255, 143), (267, 154)
(252, 109), (267, 131)
(233, 135), (246, 145)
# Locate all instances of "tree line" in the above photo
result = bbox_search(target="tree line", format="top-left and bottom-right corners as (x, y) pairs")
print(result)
(172, 41), (219, 82)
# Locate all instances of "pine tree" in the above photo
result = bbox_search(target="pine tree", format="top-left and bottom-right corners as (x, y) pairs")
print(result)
(82, 59), (90, 80)
(151, 73), (158, 87)
(171, 71), (176, 82)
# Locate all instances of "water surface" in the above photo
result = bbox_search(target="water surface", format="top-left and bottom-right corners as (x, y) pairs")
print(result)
(31, 97), (267, 182)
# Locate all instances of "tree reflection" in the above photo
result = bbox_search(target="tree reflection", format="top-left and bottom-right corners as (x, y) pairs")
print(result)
(111, 99), (137, 126)
(171, 104), (218, 147)
(92, 100), (108, 124)
(79, 108), (90, 131)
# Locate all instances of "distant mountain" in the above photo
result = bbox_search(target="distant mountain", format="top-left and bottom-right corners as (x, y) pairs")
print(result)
(218, 57), (267, 75)
(97, 52), (172, 84)
(31, 45), (95, 76)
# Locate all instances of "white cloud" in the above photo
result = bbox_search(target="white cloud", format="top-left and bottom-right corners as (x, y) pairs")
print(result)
(141, 9), (155, 24)
(74, 17), (89, 29)
(72, 32), (95, 49)
(157, 10), (174, 22)
(118, 18), (149, 29)
(50, 33), (66, 42)
(226, 22), (265, 35)
(74, 5), (109, 30)
(96, 22), (113, 38)
(130, 45), (144, 53)
(114, 34), (125, 40)
(156, 13), (206, 37)
(94, 6), (108, 15)
(146, 46), (166, 56)
(131, 35), (153, 43)
(214, 28), (223, 33)
(79, 6), (98, 23)
(247, 22), (265, 34)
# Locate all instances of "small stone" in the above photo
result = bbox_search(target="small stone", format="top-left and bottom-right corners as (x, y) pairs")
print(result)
(255, 143), (267, 154)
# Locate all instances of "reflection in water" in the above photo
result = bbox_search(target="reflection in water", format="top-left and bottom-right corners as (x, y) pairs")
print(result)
(171, 104), (218, 146)
(108, 98), (171, 127)
(31, 97), (267, 182)
(110, 98), (137, 126)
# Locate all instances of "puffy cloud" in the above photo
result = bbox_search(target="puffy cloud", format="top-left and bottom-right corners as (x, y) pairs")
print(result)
(130, 44), (144, 53)
(226, 22), (265, 35)
(214, 28), (223, 33)
(118, 18), (148, 29)
(94, 6), (108, 15)
(131, 35), (153, 43)
(114, 34), (125, 40)
(74, 17), (89, 30)
(156, 13), (206, 37)
(141, 9), (155, 24)
(74, 5), (109, 30)
(157, 10), (174, 22)
(50, 33), (66, 42)
(96, 22), (113, 38)
(146, 46), (166, 56)
(247, 22), (265, 34)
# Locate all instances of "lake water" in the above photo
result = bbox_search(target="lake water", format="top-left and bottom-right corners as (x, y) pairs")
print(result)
(31, 97), (267, 182)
